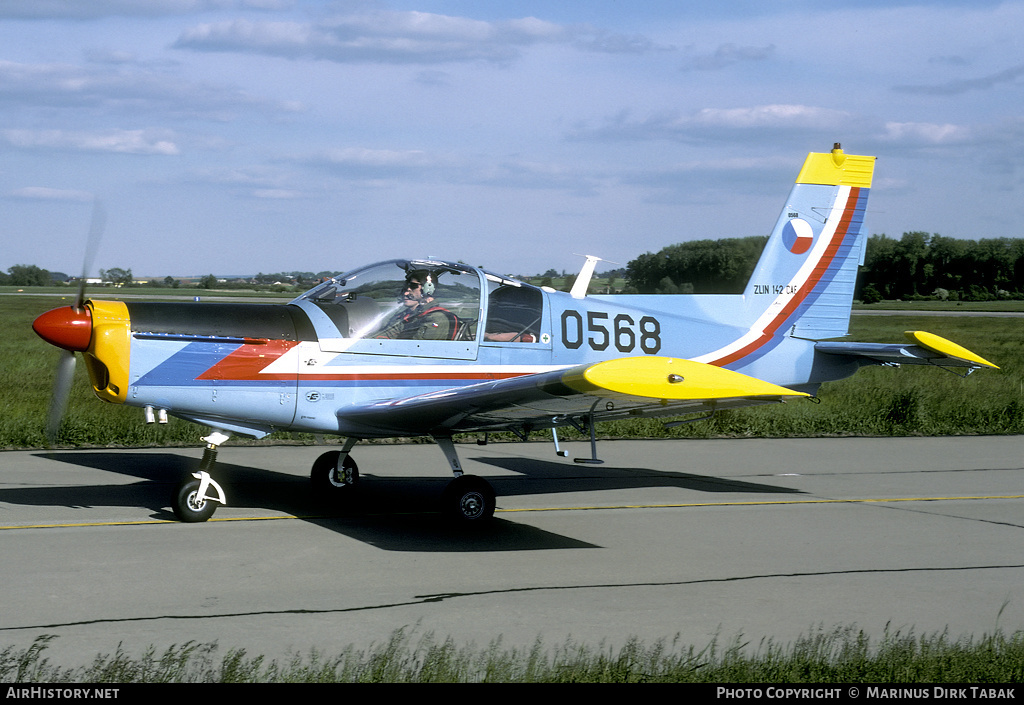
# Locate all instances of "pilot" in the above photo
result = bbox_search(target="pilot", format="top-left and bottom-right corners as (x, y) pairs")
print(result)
(375, 271), (454, 340)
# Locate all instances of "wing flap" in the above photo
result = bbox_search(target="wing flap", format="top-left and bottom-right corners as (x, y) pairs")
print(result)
(335, 356), (808, 437)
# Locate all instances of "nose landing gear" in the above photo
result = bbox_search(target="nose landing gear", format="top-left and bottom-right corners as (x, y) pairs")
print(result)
(172, 431), (229, 523)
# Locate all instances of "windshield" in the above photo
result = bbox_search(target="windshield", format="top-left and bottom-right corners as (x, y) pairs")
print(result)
(296, 259), (482, 341)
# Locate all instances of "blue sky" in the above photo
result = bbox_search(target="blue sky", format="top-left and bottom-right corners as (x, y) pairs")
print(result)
(2, 0), (1022, 278)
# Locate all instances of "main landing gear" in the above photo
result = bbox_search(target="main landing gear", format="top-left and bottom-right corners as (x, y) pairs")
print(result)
(310, 438), (361, 493)
(170, 431), (496, 524)
(308, 435), (497, 523)
(441, 474), (496, 522)
(433, 436), (496, 522)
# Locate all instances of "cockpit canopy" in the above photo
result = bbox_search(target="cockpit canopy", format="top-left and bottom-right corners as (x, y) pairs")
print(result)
(295, 259), (483, 341)
(294, 258), (546, 346)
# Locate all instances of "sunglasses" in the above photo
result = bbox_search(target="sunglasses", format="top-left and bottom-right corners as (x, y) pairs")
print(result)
(405, 281), (422, 290)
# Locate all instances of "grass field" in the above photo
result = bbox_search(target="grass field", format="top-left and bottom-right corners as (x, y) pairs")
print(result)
(5, 625), (1024, 683)
(4, 294), (1022, 684)
(2, 293), (1020, 449)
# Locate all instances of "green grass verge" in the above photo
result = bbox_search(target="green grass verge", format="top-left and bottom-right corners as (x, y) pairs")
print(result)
(5, 625), (1024, 683)
(3, 294), (1021, 449)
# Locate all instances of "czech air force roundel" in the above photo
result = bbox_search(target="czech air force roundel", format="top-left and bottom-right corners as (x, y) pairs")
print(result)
(782, 218), (814, 254)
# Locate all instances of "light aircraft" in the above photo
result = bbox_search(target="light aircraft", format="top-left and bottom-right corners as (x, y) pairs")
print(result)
(33, 144), (998, 524)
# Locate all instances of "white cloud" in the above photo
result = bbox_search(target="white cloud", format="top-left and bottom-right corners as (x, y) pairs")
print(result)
(7, 186), (94, 201)
(894, 63), (1024, 96)
(0, 59), (290, 118)
(0, 0), (289, 20)
(321, 147), (433, 168)
(188, 165), (292, 187)
(175, 14), (528, 64)
(251, 188), (305, 199)
(174, 10), (658, 64)
(4, 128), (180, 155)
(680, 43), (775, 71)
(303, 147), (444, 182)
(692, 104), (849, 129)
(570, 104), (854, 143)
(880, 122), (971, 145)
(471, 159), (600, 194)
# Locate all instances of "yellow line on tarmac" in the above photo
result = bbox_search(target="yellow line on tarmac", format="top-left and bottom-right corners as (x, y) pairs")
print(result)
(495, 494), (1024, 514)
(2, 494), (1022, 530)
(0, 514), (300, 531)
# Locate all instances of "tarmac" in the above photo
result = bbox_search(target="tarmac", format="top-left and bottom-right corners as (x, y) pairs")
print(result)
(1, 435), (1022, 667)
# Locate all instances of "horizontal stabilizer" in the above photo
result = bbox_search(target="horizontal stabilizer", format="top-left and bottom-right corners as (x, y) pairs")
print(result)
(903, 331), (998, 369)
(815, 331), (998, 369)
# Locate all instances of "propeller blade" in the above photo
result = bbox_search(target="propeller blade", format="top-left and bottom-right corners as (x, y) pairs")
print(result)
(44, 199), (105, 444)
(46, 349), (77, 444)
(74, 198), (106, 311)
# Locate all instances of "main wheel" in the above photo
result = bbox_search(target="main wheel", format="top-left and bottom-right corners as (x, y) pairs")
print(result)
(173, 478), (217, 523)
(311, 451), (359, 493)
(442, 475), (496, 523)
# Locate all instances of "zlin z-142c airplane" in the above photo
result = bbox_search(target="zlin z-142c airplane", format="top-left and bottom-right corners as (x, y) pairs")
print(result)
(34, 144), (998, 524)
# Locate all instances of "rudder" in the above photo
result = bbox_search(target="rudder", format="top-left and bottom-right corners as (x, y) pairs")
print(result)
(742, 144), (875, 340)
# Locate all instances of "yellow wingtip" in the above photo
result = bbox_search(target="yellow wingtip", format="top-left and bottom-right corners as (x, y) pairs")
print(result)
(568, 357), (810, 401)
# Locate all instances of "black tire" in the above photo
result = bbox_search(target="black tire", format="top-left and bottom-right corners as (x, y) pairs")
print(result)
(442, 475), (496, 523)
(311, 451), (359, 493)
(173, 478), (217, 523)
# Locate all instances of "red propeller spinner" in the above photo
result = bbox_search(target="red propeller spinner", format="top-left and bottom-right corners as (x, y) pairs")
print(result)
(33, 305), (93, 352)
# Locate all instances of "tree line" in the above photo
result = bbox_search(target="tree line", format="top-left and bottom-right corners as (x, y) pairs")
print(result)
(859, 233), (1024, 302)
(1, 264), (57, 287)
(7, 232), (1024, 301)
(625, 232), (1024, 301)
(0, 265), (339, 291)
(624, 236), (769, 294)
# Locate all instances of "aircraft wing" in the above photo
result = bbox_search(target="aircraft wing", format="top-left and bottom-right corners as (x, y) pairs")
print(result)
(334, 356), (809, 437)
(815, 330), (999, 370)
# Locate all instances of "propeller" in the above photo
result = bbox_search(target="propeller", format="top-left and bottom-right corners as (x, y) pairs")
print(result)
(41, 198), (105, 445)
(46, 350), (77, 443)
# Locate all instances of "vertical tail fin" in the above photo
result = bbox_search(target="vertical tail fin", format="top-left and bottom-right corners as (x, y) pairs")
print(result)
(742, 145), (874, 339)
(696, 146), (874, 369)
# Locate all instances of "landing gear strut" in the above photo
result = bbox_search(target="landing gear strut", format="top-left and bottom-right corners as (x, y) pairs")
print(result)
(310, 438), (360, 493)
(172, 431), (228, 522)
(434, 435), (495, 523)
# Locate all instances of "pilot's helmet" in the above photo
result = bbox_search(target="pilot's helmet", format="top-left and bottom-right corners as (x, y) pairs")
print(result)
(405, 269), (436, 296)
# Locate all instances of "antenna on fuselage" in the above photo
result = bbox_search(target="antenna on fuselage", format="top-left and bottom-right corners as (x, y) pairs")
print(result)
(569, 253), (617, 299)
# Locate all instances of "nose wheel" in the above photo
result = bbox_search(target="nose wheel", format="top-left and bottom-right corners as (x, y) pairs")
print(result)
(173, 472), (226, 523)
(172, 432), (229, 523)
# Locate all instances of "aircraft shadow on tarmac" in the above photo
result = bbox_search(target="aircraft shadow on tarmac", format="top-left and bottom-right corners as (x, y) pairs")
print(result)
(20, 450), (802, 553)
(473, 455), (801, 497)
